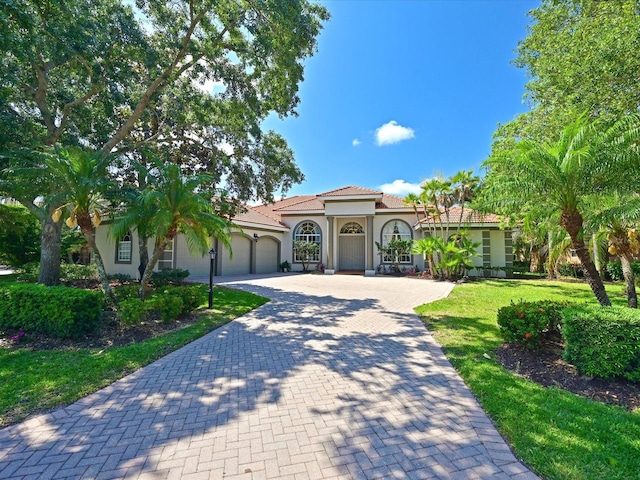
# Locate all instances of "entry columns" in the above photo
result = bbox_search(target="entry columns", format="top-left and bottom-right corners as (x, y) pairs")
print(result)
(325, 216), (335, 274)
(365, 215), (375, 276)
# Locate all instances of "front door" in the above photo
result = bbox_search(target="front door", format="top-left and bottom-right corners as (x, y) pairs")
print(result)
(338, 222), (365, 271)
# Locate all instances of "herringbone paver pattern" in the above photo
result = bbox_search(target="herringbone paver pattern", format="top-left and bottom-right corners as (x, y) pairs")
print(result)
(0, 274), (539, 479)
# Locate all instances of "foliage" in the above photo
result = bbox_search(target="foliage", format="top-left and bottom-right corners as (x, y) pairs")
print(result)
(563, 305), (640, 382)
(375, 238), (413, 272)
(0, 283), (102, 338)
(0, 204), (41, 267)
(279, 260), (291, 272)
(1, 0), (328, 286)
(511, 0), (640, 139)
(497, 300), (569, 348)
(481, 113), (640, 306)
(293, 240), (319, 272)
(0, 286), (268, 428)
(151, 268), (190, 287)
(116, 298), (147, 327)
(416, 279), (638, 480)
(147, 295), (183, 323)
(115, 284), (207, 326)
(111, 161), (232, 299)
(606, 261), (640, 282)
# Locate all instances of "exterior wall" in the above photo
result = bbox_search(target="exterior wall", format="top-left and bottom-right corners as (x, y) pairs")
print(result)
(324, 200), (376, 216)
(95, 225), (284, 278)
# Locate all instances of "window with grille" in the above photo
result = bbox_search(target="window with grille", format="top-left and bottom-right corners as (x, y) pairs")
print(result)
(116, 232), (132, 263)
(381, 220), (412, 263)
(293, 221), (321, 262)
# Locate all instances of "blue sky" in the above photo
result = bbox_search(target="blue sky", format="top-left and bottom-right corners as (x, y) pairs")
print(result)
(264, 0), (540, 198)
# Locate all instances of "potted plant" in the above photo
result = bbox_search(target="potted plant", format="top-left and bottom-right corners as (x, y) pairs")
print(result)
(280, 261), (291, 272)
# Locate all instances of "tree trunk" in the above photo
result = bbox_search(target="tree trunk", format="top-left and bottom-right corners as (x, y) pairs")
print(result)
(77, 212), (117, 306)
(38, 215), (62, 285)
(621, 254), (638, 308)
(138, 232), (149, 282)
(560, 209), (611, 307)
(140, 234), (174, 300)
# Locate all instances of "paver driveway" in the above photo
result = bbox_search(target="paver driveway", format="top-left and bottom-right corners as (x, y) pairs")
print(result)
(0, 274), (538, 480)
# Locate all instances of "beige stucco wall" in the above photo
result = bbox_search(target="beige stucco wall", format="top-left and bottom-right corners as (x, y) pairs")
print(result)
(324, 200), (376, 216)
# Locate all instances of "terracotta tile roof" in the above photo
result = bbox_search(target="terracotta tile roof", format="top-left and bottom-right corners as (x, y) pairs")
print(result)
(233, 207), (289, 229)
(318, 186), (383, 197)
(417, 206), (500, 225)
(274, 198), (325, 212)
(376, 194), (409, 209)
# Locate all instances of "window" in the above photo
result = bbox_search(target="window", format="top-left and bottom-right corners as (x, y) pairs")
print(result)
(116, 232), (132, 264)
(381, 220), (412, 263)
(293, 221), (321, 262)
(340, 222), (364, 234)
(158, 239), (174, 270)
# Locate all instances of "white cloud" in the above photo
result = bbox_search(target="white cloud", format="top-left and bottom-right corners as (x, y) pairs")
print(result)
(379, 179), (422, 196)
(352, 138), (361, 146)
(374, 120), (415, 146)
(216, 142), (234, 155)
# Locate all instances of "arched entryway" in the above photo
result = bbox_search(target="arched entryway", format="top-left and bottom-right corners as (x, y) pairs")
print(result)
(338, 222), (365, 271)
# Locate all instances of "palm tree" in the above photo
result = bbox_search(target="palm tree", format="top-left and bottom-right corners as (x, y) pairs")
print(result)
(482, 113), (640, 307)
(11, 147), (117, 301)
(451, 169), (479, 236)
(587, 194), (640, 308)
(403, 192), (423, 228)
(411, 237), (438, 278)
(111, 160), (232, 299)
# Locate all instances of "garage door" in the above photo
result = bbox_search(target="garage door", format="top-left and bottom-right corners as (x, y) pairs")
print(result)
(256, 237), (278, 274)
(220, 234), (251, 275)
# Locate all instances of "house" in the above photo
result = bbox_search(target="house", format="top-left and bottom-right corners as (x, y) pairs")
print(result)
(95, 186), (512, 278)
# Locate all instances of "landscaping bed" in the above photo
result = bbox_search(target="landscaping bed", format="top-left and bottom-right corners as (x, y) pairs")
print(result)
(494, 330), (640, 411)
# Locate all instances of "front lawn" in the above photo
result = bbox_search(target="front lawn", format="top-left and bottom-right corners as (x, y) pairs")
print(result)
(415, 279), (640, 480)
(0, 286), (268, 428)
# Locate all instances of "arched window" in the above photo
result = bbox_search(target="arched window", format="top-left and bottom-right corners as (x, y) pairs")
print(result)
(293, 221), (321, 262)
(381, 220), (412, 263)
(116, 232), (132, 264)
(340, 222), (364, 234)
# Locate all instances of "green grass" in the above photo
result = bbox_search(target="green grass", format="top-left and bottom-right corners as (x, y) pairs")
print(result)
(0, 286), (268, 428)
(415, 279), (640, 480)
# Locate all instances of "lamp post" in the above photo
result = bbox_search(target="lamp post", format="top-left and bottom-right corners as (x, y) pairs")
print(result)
(208, 248), (217, 309)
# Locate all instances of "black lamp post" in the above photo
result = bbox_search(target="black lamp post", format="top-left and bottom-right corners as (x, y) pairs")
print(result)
(208, 248), (217, 308)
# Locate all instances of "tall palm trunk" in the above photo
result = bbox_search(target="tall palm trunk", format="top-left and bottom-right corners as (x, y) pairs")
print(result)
(620, 255), (638, 308)
(140, 232), (175, 300)
(560, 209), (611, 307)
(76, 212), (117, 306)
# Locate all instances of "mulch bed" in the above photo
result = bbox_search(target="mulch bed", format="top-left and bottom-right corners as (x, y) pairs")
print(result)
(494, 331), (640, 411)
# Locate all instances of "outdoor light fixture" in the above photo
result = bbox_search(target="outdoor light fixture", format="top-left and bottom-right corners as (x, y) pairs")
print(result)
(208, 248), (217, 308)
(253, 233), (259, 239)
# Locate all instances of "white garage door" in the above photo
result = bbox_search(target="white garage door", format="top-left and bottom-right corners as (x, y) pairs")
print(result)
(256, 237), (278, 274)
(220, 234), (251, 275)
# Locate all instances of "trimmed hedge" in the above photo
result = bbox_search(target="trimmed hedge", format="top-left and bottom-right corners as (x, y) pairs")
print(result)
(115, 284), (207, 325)
(497, 300), (569, 348)
(563, 306), (640, 382)
(0, 283), (103, 338)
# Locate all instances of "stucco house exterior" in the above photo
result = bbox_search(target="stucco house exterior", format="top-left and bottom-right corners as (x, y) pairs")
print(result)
(95, 185), (512, 278)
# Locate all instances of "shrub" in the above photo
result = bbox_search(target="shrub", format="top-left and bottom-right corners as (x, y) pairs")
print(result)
(114, 284), (142, 301)
(146, 294), (184, 323)
(151, 268), (190, 287)
(161, 285), (207, 315)
(497, 300), (569, 348)
(605, 261), (640, 282)
(117, 298), (147, 326)
(0, 283), (102, 338)
(562, 306), (640, 382)
(16, 262), (39, 282)
(557, 263), (584, 278)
